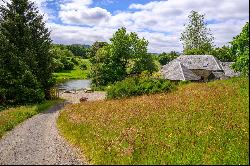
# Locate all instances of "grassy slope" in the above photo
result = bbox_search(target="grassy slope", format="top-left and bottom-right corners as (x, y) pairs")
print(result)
(53, 59), (91, 83)
(0, 100), (62, 138)
(57, 77), (249, 165)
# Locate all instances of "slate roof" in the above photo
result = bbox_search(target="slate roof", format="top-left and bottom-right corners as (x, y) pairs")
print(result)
(220, 62), (241, 77)
(161, 55), (240, 81)
(173, 55), (223, 71)
(161, 61), (201, 81)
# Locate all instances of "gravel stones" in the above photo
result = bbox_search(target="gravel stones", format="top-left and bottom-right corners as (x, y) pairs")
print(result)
(0, 103), (86, 165)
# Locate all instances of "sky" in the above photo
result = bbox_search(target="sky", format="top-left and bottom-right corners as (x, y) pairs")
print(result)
(1, 0), (249, 53)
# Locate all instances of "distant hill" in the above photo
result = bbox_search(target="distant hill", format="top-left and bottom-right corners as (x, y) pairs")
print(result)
(52, 43), (91, 48)
(149, 52), (182, 56)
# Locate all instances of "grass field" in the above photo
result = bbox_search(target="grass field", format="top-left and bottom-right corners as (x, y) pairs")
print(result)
(57, 77), (249, 165)
(53, 59), (91, 83)
(0, 100), (62, 138)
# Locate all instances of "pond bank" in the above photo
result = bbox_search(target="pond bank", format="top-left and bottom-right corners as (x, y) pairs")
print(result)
(56, 79), (106, 103)
(60, 90), (106, 103)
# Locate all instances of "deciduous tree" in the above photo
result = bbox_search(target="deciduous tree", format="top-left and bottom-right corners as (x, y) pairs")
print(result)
(231, 22), (249, 75)
(180, 10), (214, 55)
(90, 28), (156, 87)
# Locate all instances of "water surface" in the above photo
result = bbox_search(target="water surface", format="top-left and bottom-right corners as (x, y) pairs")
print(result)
(57, 79), (91, 91)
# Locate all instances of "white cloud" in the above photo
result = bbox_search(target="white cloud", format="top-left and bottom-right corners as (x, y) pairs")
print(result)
(208, 19), (247, 47)
(1, 0), (249, 53)
(59, 6), (111, 25)
(0, 0), (51, 20)
(60, 0), (93, 10)
(58, 0), (111, 25)
(47, 23), (115, 45)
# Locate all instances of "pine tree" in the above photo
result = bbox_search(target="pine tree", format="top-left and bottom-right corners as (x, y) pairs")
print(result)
(0, 0), (53, 104)
(180, 10), (214, 55)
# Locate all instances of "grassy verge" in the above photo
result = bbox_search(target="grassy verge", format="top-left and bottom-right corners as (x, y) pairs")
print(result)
(0, 100), (62, 138)
(57, 77), (249, 165)
(53, 59), (91, 83)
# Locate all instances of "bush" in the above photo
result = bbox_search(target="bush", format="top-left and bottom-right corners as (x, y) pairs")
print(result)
(158, 51), (178, 65)
(52, 58), (64, 72)
(71, 58), (79, 65)
(61, 58), (74, 70)
(107, 77), (176, 99)
(80, 63), (88, 70)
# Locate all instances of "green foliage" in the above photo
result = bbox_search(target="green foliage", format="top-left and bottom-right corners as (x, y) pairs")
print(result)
(0, 0), (53, 104)
(158, 51), (178, 65)
(184, 48), (209, 55)
(80, 63), (88, 70)
(61, 58), (74, 70)
(180, 10), (214, 54)
(90, 28), (156, 87)
(88, 41), (108, 59)
(50, 44), (92, 83)
(53, 59), (91, 83)
(107, 76), (176, 99)
(71, 57), (79, 65)
(210, 46), (234, 62)
(232, 49), (249, 75)
(129, 33), (157, 74)
(66, 44), (88, 58)
(129, 53), (158, 74)
(230, 22), (249, 75)
(50, 46), (75, 71)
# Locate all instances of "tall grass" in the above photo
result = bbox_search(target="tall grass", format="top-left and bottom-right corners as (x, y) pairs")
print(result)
(57, 77), (249, 165)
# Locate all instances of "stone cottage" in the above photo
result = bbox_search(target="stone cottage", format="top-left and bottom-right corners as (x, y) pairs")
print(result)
(161, 55), (240, 82)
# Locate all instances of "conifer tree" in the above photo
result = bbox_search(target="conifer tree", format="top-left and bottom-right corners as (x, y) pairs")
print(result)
(0, 0), (53, 104)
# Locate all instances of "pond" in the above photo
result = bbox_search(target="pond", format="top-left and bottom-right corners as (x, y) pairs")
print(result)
(57, 79), (91, 91)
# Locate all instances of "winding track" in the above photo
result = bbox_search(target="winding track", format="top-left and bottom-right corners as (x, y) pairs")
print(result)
(0, 103), (85, 165)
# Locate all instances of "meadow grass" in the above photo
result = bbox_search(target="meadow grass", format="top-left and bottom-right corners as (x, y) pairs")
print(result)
(57, 77), (249, 165)
(0, 100), (62, 138)
(53, 59), (91, 83)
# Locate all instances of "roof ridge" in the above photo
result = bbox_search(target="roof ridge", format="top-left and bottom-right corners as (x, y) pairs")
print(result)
(179, 62), (186, 81)
(180, 63), (201, 80)
(211, 55), (223, 70)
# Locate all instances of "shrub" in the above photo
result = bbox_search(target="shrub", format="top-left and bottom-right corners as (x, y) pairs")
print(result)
(158, 51), (178, 65)
(80, 63), (88, 70)
(71, 58), (79, 65)
(52, 58), (64, 72)
(107, 77), (176, 99)
(61, 58), (74, 70)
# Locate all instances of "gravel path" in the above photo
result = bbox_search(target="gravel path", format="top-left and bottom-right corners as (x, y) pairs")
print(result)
(0, 102), (86, 165)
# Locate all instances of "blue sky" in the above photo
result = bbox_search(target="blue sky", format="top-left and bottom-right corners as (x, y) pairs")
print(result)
(44, 0), (160, 25)
(12, 0), (249, 53)
(92, 0), (155, 13)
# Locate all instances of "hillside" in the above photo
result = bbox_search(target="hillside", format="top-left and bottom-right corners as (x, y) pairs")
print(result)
(57, 77), (249, 165)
